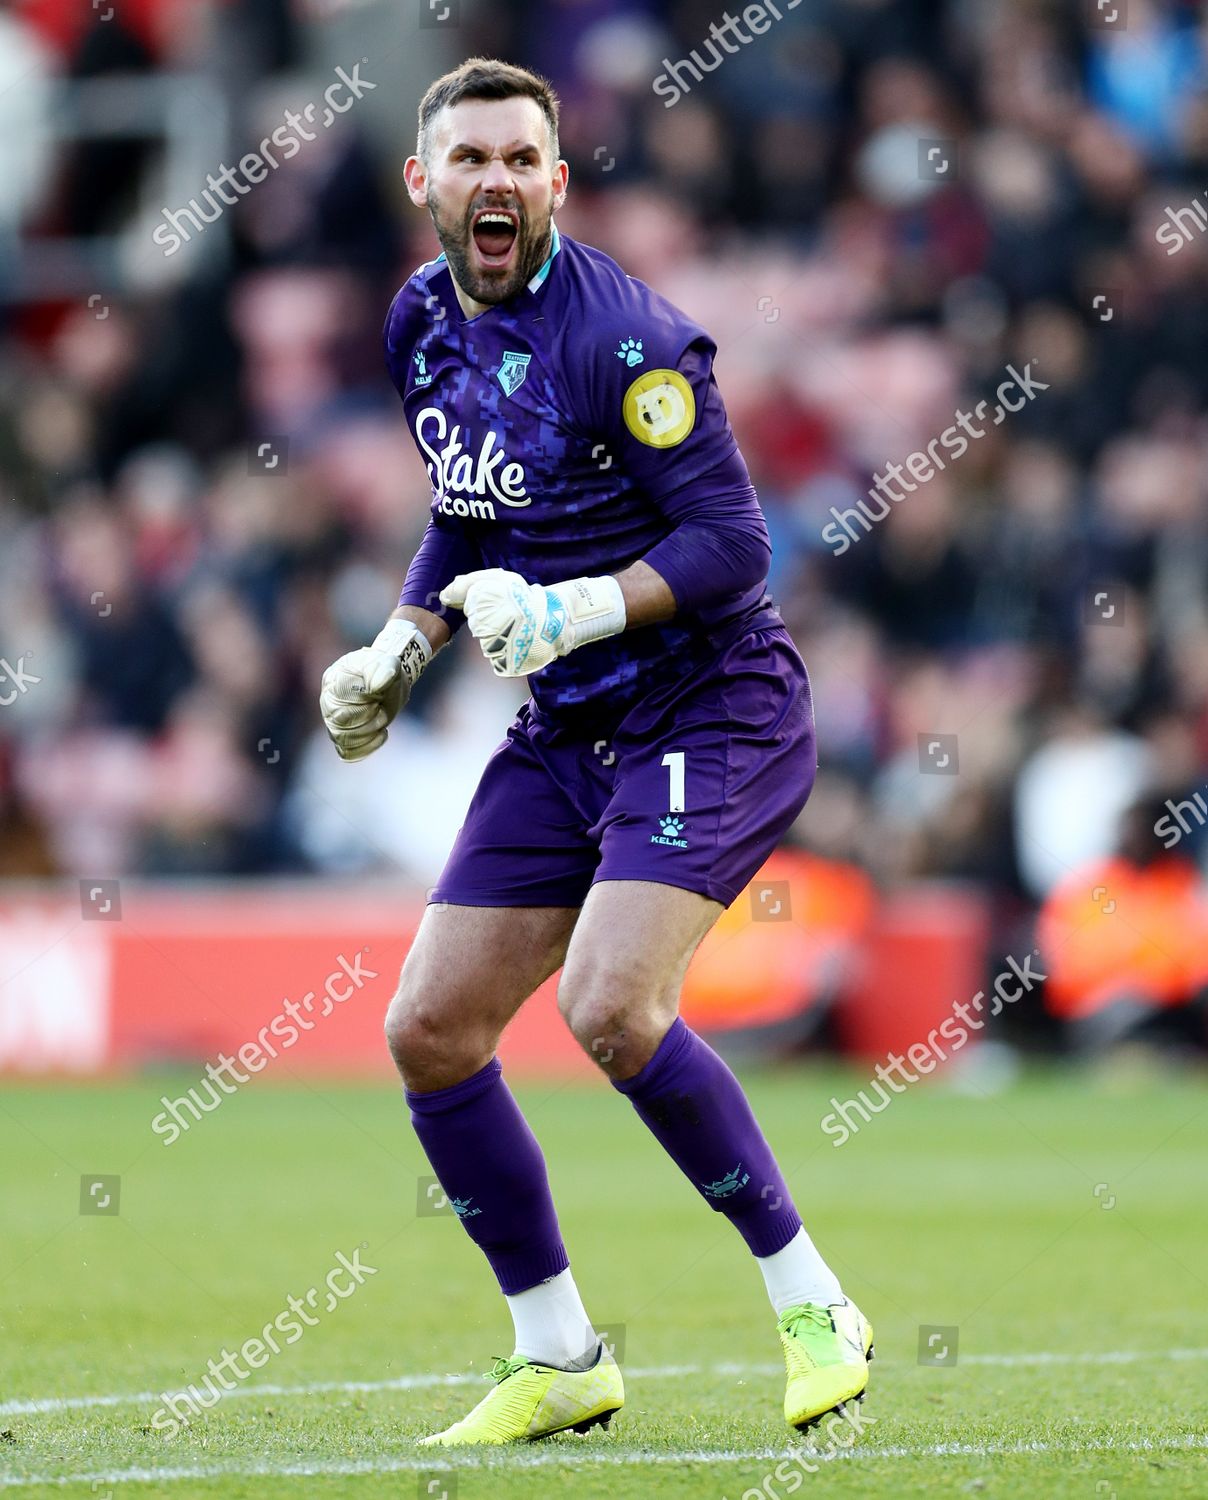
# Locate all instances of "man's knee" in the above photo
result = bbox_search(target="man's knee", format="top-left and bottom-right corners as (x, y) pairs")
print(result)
(384, 985), (439, 1068)
(556, 967), (628, 1051)
(384, 978), (485, 1088)
(557, 965), (674, 1075)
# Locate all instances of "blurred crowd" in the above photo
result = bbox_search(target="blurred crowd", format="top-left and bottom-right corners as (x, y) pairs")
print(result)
(2, 0), (1208, 1031)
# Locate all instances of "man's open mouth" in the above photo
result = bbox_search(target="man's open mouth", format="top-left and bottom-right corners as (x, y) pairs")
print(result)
(471, 209), (520, 267)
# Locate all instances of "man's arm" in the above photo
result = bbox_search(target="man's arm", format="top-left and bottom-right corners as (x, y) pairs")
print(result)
(400, 550), (674, 655)
(624, 447), (770, 620)
(440, 451), (770, 677)
(613, 560), (676, 628)
(394, 512), (483, 649)
(593, 447), (775, 631)
(594, 326), (769, 631)
(321, 287), (485, 759)
(389, 602), (452, 652)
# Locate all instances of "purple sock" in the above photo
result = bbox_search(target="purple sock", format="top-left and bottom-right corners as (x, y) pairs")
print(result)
(407, 1058), (569, 1295)
(613, 1018), (803, 1256)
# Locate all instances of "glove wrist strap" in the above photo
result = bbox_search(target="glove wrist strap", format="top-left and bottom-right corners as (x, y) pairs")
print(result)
(556, 575), (627, 650)
(371, 618), (432, 687)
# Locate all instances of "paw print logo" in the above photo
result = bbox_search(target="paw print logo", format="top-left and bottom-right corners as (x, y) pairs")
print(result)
(616, 337), (644, 368)
(659, 816), (682, 837)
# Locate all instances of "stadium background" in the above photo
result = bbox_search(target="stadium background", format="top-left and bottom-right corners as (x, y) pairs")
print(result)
(2, 0), (1208, 1069)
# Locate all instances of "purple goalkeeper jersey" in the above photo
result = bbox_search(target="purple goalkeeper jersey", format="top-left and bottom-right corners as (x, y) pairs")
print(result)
(385, 227), (779, 716)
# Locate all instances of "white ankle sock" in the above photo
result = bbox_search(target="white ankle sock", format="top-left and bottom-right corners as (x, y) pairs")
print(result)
(757, 1227), (844, 1315)
(506, 1268), (597, 1367)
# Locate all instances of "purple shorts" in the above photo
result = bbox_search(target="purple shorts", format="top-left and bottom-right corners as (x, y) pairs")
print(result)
(431, 624), (816, 909)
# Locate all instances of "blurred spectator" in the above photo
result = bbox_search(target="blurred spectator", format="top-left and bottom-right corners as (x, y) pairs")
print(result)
(0, 4), (55, 265)
(1014, 707), (1153, 900)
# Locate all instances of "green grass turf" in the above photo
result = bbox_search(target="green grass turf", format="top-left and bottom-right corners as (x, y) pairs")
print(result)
(1, 1062), (1206, 1497)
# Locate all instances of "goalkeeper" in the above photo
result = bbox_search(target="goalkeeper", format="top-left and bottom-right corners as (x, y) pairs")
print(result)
(319, 56), (872, 1446)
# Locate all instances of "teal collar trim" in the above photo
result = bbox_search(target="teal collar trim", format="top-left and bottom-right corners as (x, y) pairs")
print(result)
(526, 225), (561, 294)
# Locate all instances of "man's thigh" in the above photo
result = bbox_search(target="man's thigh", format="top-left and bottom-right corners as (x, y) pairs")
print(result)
(400, 707), (597, 1088)
(564, 878), (722, 1000)
(393, 901), (579, 1090)
(557, 879), (723, 1076)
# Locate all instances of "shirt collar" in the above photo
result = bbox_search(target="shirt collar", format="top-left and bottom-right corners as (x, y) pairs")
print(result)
(526, 225), (561, 294)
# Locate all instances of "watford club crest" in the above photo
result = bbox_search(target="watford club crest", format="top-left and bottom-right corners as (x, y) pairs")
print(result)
(496, 350), (532, 396)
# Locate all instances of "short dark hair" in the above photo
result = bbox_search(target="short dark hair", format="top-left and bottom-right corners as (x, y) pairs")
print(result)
(417, 57), (561, 164)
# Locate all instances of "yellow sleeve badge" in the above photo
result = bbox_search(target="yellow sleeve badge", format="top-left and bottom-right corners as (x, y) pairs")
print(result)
(622, 369), (696, 448)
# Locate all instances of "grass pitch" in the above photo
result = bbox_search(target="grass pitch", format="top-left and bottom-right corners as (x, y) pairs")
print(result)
(2, 1061), (1206, 1497)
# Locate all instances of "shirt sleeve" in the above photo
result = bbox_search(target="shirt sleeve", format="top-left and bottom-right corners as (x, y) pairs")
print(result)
(640, 446), (772, 613)
(398, 515), (480, 635)
(574, 298), (768, 612)
(578, 306), (740, 504)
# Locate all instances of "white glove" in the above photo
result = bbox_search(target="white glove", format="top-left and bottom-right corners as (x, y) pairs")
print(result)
(439, 569), (627, 677)
(319, 618), (432, 761)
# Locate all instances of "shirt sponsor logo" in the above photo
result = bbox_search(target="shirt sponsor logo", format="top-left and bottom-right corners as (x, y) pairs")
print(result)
(414, 405), (531, 520)
(623, 368), (695, 448)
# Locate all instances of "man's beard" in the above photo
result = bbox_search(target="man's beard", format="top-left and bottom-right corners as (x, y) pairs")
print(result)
(427, 186), (554, 307)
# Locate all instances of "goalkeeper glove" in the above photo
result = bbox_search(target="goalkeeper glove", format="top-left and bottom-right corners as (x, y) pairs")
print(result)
(319, 618), (432, 761)
(439, 569), (627, 677)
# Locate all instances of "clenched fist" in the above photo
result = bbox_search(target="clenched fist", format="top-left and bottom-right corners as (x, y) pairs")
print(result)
(319, 619), (432, 762)
(439, 569), (626, 677)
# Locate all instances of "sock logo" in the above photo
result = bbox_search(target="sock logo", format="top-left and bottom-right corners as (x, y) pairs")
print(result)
(701, 1162), (750, 1199)
(450, 1196), (482, 1219)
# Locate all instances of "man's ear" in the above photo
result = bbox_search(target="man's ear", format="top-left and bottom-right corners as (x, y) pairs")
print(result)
(403, 155), (428, 208)
(552, 159), (569, 212)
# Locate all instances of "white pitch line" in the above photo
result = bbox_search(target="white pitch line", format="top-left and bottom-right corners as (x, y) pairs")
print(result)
(5, 1349), (1208, 1420)
(0, 1363), (726, 1419)
(0, 1371), (484, 1420)
(962, 1347), (1208, 1367)
(1, 1433), (1207, 1489)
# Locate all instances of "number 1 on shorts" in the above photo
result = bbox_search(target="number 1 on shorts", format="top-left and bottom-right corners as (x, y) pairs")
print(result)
(661, 751), (685, 813)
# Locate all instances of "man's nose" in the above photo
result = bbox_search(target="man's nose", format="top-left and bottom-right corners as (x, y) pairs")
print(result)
(480, 154), (515, 192)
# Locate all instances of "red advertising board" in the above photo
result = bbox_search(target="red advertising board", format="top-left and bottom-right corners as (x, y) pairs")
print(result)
(0, 877), (989, 1077)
